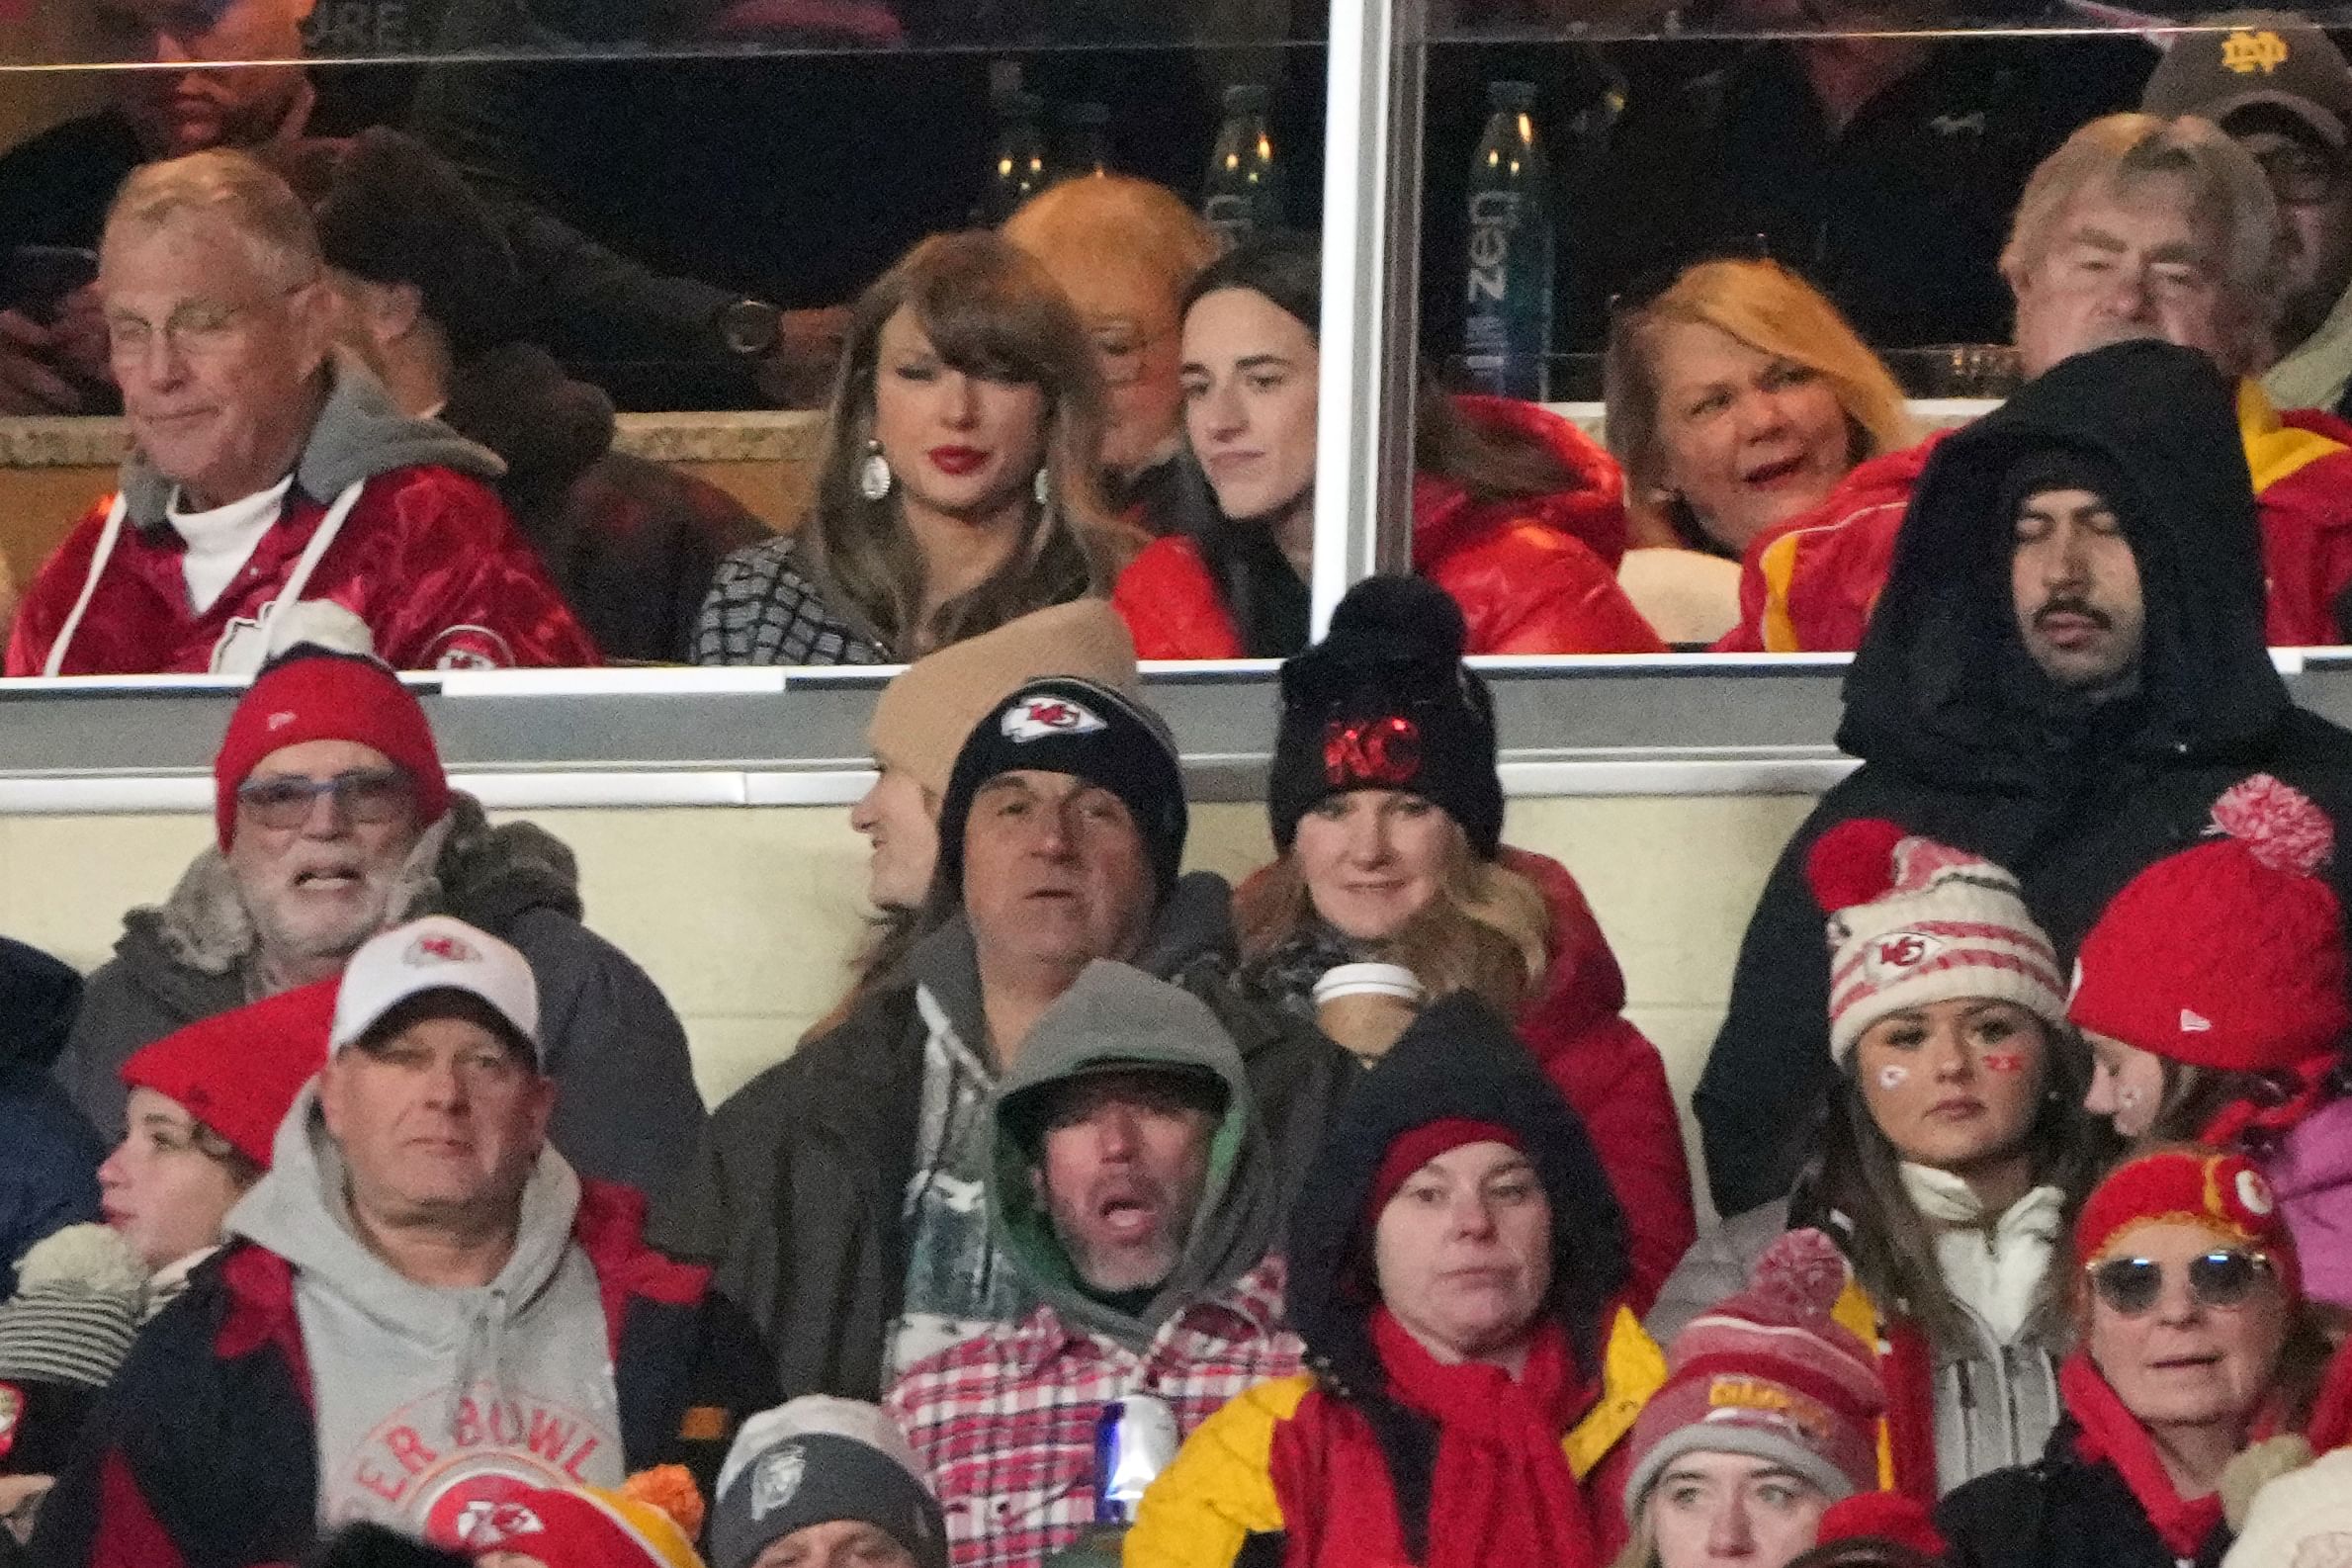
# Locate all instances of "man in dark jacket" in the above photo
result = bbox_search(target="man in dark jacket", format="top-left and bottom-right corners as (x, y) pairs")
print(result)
(1698, 338), (2352, 1216)
(51, 646), (704, 1205)
(0, 941), (103, 1299)
(659, 676), (1351, 1400)
(31, 916), (773, 1567)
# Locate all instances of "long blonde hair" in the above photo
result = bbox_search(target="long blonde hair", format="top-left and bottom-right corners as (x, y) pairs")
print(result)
(1237, 814), (1552, 1014)
(1603, 259), (1913, 552)
(798, 230), (1119, 657)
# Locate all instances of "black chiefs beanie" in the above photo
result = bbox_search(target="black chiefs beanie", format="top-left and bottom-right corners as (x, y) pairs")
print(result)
(936, 676), (1188, 897)
(1267, 574), (1503, 858)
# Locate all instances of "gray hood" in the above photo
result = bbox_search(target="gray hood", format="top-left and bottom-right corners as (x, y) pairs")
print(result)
(121, 352), (504, 530)
(989, 960), (1279, 1352)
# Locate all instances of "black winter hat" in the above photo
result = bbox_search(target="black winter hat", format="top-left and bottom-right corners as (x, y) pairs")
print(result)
(1996, 447), (2133, 537)
(1267, 574), (1503, 858)
(936, 676), (1188, 899)
(312, 129), (521, 362)
(1284, 990), (1630, 1392)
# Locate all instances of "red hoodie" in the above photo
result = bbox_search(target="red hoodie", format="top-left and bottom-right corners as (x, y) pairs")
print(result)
(1717, 384), (2352, 653)
(1114, 397), (1666, 658)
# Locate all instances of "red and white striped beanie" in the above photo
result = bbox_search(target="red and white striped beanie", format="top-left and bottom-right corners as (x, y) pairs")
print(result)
(1808, 819), (2067, 1067)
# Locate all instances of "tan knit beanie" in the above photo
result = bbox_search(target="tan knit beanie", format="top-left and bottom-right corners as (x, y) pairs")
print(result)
(866, 600), (1139, 798)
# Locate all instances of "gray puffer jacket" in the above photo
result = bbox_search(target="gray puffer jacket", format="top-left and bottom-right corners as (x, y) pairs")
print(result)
(52, 793), (705, 1205)
(1649, 1198), (2064, 1497)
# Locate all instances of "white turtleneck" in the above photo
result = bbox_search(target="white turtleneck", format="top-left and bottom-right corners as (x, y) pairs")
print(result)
(169, 476), (294, 615)
(1900, 1163), (2064, 1344)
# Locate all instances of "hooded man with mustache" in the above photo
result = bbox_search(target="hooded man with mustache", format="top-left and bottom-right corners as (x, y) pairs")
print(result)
(1697, 339), (2352, 1217)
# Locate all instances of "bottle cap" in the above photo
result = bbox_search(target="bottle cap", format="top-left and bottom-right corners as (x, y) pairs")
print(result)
(1488, 80), (1537, 110)
(1223, 83), (1270, 113)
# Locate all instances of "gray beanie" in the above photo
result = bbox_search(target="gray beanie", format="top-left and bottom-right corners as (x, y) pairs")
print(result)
(711, 1397), (947, 1568)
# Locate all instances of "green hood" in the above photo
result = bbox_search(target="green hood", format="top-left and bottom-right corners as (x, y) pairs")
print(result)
(989, 960), (1278, 1352)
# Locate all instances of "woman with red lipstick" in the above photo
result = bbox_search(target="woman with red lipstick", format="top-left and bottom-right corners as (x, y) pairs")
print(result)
(99, 981), (330, 1319)
(1111, 232), (1664, 659)
(1653, 819), (2108, 1503)
(696, 230), (1122, 665)
(1938, 1149), (2330, 1568)
(1234, 573), (1694, 1313)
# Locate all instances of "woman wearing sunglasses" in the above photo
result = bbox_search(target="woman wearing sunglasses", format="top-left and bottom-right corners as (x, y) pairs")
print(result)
(1111, 232), (1664, 658)
(2069, 776), (2352, 1309)
(1651, 820), (2107, 1501)
(1938, 1148), (2331, 1568)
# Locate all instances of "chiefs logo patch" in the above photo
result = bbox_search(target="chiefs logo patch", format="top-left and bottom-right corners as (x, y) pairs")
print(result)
(0, 1381), (21, 1461)
(1001, 695), (1106, 742)
(1322, 716), (1421, 790)
(425, 626), (515, 672)
(405, 932), (481, 968)
(1863, 930), (1944, 982)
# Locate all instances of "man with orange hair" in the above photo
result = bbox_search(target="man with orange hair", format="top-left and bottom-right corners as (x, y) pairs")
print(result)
(1003, 176), (1221, 541)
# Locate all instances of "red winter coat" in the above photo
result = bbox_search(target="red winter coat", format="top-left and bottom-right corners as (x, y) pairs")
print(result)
(1716, 383), (2352, 653)
(8, 362), (596, 674)
(1114, 397), (1665, 658)
(1502, 847), (1696, 1313)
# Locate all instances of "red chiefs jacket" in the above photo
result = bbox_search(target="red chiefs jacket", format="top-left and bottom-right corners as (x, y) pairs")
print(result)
(8, 360), (597, 675)
(1717, 383), (2352, 653)
(1113, 397), (1665, 658)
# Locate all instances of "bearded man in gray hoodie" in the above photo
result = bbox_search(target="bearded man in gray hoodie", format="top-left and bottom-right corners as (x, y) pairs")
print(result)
(31, 915), (773, 1568)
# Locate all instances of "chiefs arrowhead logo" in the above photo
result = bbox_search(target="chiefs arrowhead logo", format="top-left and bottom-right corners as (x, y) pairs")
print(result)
(2237, 1168), (2277, 1218)
(450, 1499), (546, 1548)
(1001, 695), (1107, 742)
(406, 932), (480, 968)
(1864, 930), (1944, 982)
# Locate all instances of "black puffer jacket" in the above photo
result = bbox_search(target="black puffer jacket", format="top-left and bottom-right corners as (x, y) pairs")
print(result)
(1699, 341), (2352, 1215)
(1937, 1417), (2230, 1568)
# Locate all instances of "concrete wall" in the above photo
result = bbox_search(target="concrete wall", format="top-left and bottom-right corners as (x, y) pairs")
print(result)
(0, 790), (1817, 1213)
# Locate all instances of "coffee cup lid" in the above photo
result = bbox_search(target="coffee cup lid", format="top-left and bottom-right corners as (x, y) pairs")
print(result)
(1313, 963), (1424, 1003)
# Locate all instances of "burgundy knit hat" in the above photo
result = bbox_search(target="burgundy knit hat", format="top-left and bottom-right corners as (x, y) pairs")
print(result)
(1623, 1229), (1885, 1519)
(119, 980), (336, 1169)
(2070, 775), (2349, 1083)
(213, 650), (451, 851)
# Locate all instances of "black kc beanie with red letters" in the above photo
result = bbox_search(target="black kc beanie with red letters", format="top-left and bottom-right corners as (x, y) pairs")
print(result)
(1267, 574), (1504, 859)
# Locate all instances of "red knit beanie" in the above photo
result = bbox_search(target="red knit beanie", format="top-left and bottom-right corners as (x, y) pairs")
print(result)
(118, 981), (336, 1170)
(1366, 1117), (1521, 1222)
(213, 652), (451, 851)
(2071, 775), (2349, 1076)
(2075, 1148), (2301, 1300)
(1815, 1492), (1949, 1557)
(1623, 1229), (1885, 1518)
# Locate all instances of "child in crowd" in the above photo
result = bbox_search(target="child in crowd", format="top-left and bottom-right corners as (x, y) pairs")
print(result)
(2069, 773), (2352, 1306)
(1652, 820), (2107, 1500)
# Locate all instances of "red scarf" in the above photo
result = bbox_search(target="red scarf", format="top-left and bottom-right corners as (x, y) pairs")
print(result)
(2059, 1352), (2226, 1560)
(1369, 1307), (1600, 1568)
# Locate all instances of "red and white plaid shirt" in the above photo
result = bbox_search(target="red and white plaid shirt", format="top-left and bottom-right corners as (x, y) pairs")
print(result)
(885, 1254), (1301, 1568)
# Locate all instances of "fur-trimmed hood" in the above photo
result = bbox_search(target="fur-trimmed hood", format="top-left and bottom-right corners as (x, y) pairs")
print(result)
(116, 793), (580, 991)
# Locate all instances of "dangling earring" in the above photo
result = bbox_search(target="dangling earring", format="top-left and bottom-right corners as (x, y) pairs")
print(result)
(859, 440), (893, 502)
(1034, 467), (1051, 507)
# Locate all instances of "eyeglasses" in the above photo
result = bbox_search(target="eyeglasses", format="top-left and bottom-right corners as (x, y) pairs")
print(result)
(234, 767), (415, 830)
(2252, 144), (2345, 207)
(2086, 1249), (2277, 1317)
(106, 280), (313, 366)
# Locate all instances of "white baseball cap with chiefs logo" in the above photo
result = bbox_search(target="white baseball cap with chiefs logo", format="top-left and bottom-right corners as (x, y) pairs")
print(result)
(330, 915), (542, 1065)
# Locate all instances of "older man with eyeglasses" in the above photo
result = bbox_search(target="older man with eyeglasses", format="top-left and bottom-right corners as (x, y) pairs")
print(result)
(4, 147), (594, 676)
(49, 645), (705, 1205)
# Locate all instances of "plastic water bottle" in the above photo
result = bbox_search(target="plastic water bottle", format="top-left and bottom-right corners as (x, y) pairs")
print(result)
(979, 89), (1049, 224)
(1203, 84), (1284, 242)
(1058, 102), (1115, 182)
(1461, 81), (1552, 400)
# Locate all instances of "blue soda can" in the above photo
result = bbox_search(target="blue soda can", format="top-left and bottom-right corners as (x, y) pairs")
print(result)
(1092, 1392), (1179, 1524)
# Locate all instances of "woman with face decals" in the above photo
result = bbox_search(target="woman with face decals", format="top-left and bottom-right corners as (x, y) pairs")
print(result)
(1235, 573), (1694, 1311)
(2069, 775), (2352, 1309)
(695, 231), (1123, 665)
(1126, 992), (1659, 1568)
(1652, 820), (2109, 1502)
(1111, 232), (1664, 659)
(1938, 1149), (2331, 1568)
(1614, 1231), (1886, 1568)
